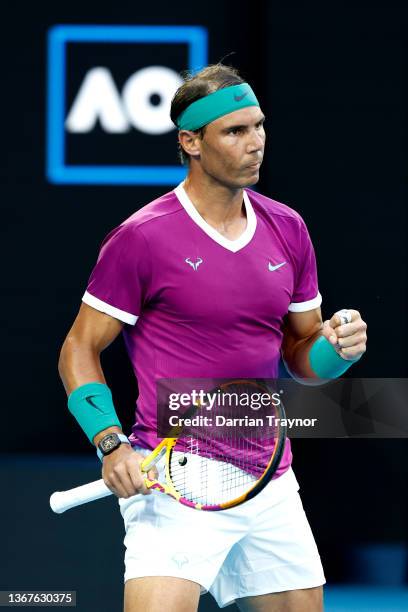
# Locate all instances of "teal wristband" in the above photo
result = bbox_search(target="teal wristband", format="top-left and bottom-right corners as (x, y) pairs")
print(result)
(309, 336), (360, 379)
(67, 382), (122, 444)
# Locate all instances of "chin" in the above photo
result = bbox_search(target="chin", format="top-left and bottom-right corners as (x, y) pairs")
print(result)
(242, 172), (260, 188)
(219, 171), (260, 190)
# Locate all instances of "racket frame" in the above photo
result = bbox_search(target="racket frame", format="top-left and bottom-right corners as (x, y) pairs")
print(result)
(140, 380), (287, 510)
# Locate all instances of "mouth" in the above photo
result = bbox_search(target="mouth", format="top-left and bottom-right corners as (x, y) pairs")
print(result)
(246, 161), (262, 170)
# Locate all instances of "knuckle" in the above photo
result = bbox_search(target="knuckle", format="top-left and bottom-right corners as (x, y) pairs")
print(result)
(124, 459), (136, 472)
(129, 467), (143, 483)
(131, 456), (144, 469)
(133, 477), (144, 491)
(127, 453), (141, 466)
(112, 464), (124, 476)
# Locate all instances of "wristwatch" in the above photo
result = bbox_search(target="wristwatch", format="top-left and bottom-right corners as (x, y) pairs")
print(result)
(97, 433), (130, 461)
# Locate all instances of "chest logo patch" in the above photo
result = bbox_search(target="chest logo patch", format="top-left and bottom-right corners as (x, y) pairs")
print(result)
(185, 257), (203, 271)
(268, 261), (286, 272)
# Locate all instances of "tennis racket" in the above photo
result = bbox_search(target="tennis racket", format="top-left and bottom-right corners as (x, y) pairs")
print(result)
(50, 379), (286, 513)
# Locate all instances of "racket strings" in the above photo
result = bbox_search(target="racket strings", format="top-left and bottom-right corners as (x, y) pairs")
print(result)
(169, 451), (258, 505)
(169, 436), (279, 503)
(166, 382), (283, 507)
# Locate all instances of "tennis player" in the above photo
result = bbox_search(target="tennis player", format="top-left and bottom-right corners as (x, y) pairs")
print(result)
(59, 64), (367, 611)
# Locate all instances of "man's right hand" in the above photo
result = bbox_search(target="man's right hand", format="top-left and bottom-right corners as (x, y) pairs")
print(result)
(102, 445), (159, 498)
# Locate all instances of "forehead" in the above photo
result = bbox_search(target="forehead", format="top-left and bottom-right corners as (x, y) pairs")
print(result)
(209, 106), (265, 130)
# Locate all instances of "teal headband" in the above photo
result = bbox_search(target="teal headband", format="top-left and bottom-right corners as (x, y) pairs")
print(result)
(176, 83), (260, 131)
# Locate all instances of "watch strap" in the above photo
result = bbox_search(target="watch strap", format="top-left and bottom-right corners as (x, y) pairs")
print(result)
(97, 433), (130, 461)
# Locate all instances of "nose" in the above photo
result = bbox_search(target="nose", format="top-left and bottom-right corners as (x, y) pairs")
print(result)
(246, 128), (265, 154)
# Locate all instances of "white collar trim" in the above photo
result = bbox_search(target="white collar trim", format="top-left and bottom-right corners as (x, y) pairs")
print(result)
(174, 183), (257, 253)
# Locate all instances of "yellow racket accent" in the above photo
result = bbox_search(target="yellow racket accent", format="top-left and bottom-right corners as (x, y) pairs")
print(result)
(141, 439), (206, 509)
(136, 380), (286, 511)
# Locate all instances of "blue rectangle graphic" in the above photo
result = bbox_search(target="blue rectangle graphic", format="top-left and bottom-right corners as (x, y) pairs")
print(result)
(46, 25), (208, 185)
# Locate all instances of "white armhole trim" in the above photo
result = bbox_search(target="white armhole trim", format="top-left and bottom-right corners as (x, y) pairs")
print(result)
(288, 292), (322, 313)
(82, 291), (138, 325)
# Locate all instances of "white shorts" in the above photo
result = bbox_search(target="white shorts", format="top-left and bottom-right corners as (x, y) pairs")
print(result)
(118, 448), (325, 608)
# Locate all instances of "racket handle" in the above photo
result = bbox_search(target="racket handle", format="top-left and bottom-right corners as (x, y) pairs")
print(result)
(50, 478), (112, 514)
(141, 445), (167, 472)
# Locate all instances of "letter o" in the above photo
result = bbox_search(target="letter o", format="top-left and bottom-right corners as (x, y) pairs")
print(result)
(122, 66), (182, 134)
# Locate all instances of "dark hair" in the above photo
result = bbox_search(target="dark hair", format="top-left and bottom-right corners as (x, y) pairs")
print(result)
(170, 64), (244, 165)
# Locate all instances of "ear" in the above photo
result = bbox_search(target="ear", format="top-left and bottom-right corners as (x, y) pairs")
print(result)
(178, 130), (202, 159)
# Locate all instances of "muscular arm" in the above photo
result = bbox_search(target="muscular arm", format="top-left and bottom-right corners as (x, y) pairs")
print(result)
(58, 302), (124, 446)
(282, 306), (367, 380)
(58, 303), (155, 496)
(58, 302), (123, 391)
(281, 307), (323, 379)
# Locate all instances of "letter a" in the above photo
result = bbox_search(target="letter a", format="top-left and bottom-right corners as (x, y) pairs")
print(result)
(65, 67), (130, 133)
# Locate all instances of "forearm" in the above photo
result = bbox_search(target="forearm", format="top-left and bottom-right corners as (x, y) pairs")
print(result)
(282, 327), (323, 379)
(58, 337), (124, 445)
(58, 336), (106, 394)
(282, 308), (364, 380)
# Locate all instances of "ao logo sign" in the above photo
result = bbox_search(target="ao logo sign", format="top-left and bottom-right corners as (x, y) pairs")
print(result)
(46, 25), (207, 185)
(66, 66), (182, 135)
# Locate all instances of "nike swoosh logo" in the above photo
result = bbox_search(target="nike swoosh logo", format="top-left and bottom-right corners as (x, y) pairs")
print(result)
(85, 396), (104, 412)
(268, 262), (287, 272)
(234, 92), (248, 102)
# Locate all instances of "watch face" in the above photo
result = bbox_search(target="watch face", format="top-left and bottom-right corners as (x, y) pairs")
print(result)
(101, 434), (119, 453)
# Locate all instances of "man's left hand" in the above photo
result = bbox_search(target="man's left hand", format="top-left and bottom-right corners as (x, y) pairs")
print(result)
(321, 309), (367, 361)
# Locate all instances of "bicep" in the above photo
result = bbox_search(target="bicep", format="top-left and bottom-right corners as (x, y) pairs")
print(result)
(64, 303), (124, 353)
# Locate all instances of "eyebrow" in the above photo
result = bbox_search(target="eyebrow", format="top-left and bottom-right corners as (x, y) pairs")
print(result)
(222, 115), (266, 131)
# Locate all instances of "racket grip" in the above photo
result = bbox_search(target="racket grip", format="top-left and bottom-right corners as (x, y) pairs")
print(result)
(141, 445), (167, 472)
(50, 478), (112, 514)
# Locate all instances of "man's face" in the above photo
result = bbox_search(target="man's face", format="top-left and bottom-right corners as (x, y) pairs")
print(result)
(194, 106), (266, 189)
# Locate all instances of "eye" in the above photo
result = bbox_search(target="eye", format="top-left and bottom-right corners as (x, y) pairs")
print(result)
(228, 127), (243, 135)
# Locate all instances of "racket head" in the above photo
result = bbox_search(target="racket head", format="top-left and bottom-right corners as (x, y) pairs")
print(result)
(144, 379), (287, 510)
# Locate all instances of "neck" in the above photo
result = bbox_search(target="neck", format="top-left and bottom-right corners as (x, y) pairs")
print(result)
(183, 168), (246, 226)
